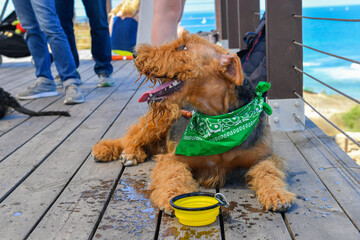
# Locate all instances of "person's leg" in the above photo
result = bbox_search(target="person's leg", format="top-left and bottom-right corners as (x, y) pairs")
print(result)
(30, 0), (83, 104)
(12, 0), (52, 80)
(55, 0), (79, 68)
(12, 0), (58, 100)
(82, 0), (113, 76)
(151, 0), (186, 45)
(30, 0), (79, 82)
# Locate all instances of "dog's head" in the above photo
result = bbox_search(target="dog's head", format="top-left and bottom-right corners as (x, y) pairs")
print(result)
(134, 32), (245, 116)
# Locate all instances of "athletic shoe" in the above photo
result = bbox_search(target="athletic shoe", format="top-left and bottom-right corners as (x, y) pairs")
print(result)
(63, 79), (84, 105)
(16, 77), (58, 100)
(97, 73), (115, 87)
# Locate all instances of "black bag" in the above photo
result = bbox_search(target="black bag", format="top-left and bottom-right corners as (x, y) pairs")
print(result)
(0, 30), (30, 58)
(237, 14), (266, 86)
(0, 11), (30, 58)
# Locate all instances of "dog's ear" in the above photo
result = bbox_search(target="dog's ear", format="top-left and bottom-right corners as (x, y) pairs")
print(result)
(219, 54), (244, 86)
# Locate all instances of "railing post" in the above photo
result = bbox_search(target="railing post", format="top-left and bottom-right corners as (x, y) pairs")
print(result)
(266, 0), (304, 131)
(217, 0), (260, 50)
(238, 0), (260, 49)
(226, 0), (240, 49)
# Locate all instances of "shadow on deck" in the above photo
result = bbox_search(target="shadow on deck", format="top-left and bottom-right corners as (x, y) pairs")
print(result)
(0, 55), (359, 239)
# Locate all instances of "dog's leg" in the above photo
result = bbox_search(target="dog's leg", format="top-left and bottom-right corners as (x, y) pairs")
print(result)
(92, 112), (174, 166)
(150, 153), (199, 215)
(246, 154), (295, 212)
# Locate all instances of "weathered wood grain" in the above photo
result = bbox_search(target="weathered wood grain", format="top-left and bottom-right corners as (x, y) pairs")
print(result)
(0, 64), (140, 239)
(29, 71), (147, 240)
(273, 131), (360, 239)
(0, 61), (125, 159)
(220, 168), (291, 240)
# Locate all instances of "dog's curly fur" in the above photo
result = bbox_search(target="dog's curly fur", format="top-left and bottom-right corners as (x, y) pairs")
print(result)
(0, 88), (70, 119)
(92, 32), (294, 214)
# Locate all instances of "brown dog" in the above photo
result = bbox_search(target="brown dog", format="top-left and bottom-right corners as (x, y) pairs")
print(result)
(92, 32), (294, 214)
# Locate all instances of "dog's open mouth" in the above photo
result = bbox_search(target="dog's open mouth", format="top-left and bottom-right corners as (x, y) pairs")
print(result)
(138, 79), (184, 103)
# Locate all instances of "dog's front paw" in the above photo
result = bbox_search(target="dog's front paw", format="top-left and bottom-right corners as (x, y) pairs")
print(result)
(160, 205), (174, 216)
(119, 153), (139, 166)
(258, 188), (295, 212)
(92, 140), (122, 162)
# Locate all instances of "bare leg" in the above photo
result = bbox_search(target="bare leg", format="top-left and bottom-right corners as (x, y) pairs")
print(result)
(151, 0), (186, 45)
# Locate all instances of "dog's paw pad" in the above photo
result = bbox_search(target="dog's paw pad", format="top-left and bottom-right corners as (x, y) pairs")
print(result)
(260, 189), (295, 212)
(160, 207), (174, 216)
(120, 153), (137, 166)
(271, 202), (292, 212)
(91, 152), (102, 162)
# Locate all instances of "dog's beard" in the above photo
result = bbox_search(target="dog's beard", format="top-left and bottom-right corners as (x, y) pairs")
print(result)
(147, 101), (181, 127)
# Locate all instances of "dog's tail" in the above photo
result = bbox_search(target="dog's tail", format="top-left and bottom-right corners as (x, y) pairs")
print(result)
(14, 106), (70, 117)
(8, 95), (70, 117)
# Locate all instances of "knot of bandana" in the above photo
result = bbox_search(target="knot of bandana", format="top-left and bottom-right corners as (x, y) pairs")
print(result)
(175, 81), (272, 156)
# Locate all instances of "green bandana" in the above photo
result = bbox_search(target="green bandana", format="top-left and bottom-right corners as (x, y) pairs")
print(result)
(175, 81), (272, 156)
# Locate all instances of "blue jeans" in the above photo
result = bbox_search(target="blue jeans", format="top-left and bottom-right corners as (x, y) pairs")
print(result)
(12, 0), (78, 82)
(55, 0), (113, 75)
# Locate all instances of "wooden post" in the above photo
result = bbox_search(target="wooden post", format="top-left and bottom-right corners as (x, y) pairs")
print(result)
(266, 0), (303, 99)
(216, 0), (228, 48)
(238, 0), (260, 49)
(266, 0), (304, 131)
(215, 0), (222, 40)
(226, 0), (240, 49)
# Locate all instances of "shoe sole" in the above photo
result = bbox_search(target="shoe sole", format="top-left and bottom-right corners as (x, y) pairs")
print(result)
(97, 82), (115, 87)
(63, 97), (85, 105)
(16, 91), (59, 100)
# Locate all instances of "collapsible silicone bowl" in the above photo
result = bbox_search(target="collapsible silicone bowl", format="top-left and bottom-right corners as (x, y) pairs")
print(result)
(170, 192), (229, 227)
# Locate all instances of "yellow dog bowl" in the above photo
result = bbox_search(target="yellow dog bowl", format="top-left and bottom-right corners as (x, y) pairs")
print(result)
(170, 192), (229, 227)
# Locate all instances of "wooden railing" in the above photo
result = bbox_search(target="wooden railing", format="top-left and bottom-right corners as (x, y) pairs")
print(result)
(216, 0), (304, 131)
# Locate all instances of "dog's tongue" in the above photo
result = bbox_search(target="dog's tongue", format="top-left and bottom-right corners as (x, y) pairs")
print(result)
(138, 80), (176, 102)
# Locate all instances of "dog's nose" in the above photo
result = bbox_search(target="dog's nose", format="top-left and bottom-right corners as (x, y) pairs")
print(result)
(133, 50), (138, 59)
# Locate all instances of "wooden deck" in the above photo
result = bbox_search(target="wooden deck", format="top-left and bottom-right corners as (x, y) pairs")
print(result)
(1, 52), (359, 240)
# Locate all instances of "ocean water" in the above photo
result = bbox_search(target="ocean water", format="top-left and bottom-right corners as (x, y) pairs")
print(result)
(181, 6), (360, 99)
(302, 5), (360, 99)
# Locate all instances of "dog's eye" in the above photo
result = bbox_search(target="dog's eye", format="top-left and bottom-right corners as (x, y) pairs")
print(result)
(178, 44), (188, 51)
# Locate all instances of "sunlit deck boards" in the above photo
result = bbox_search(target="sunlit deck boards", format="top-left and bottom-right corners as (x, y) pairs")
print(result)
(0, 54), (359, 240)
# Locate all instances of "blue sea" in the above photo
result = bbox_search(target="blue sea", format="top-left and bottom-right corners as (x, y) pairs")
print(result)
(182, 6), (360, 100)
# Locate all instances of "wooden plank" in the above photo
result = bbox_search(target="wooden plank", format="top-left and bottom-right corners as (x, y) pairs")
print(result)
(286, 129), (360, 231)
(0, 60), (96, 136)
(220, 172), (291, 239)
(273, 132), (360, 239)
(158, 188), (221, 240)
(305, 118), (360, 173)
(93, 161), (158, 240)
(0, 65), (140, 239)
(91, 82), (160, 239)
(0, 61), (125, 160)
(0, 66), (34, 86)
(28, 75), (149, 239)
(0, 62), (131, 201)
